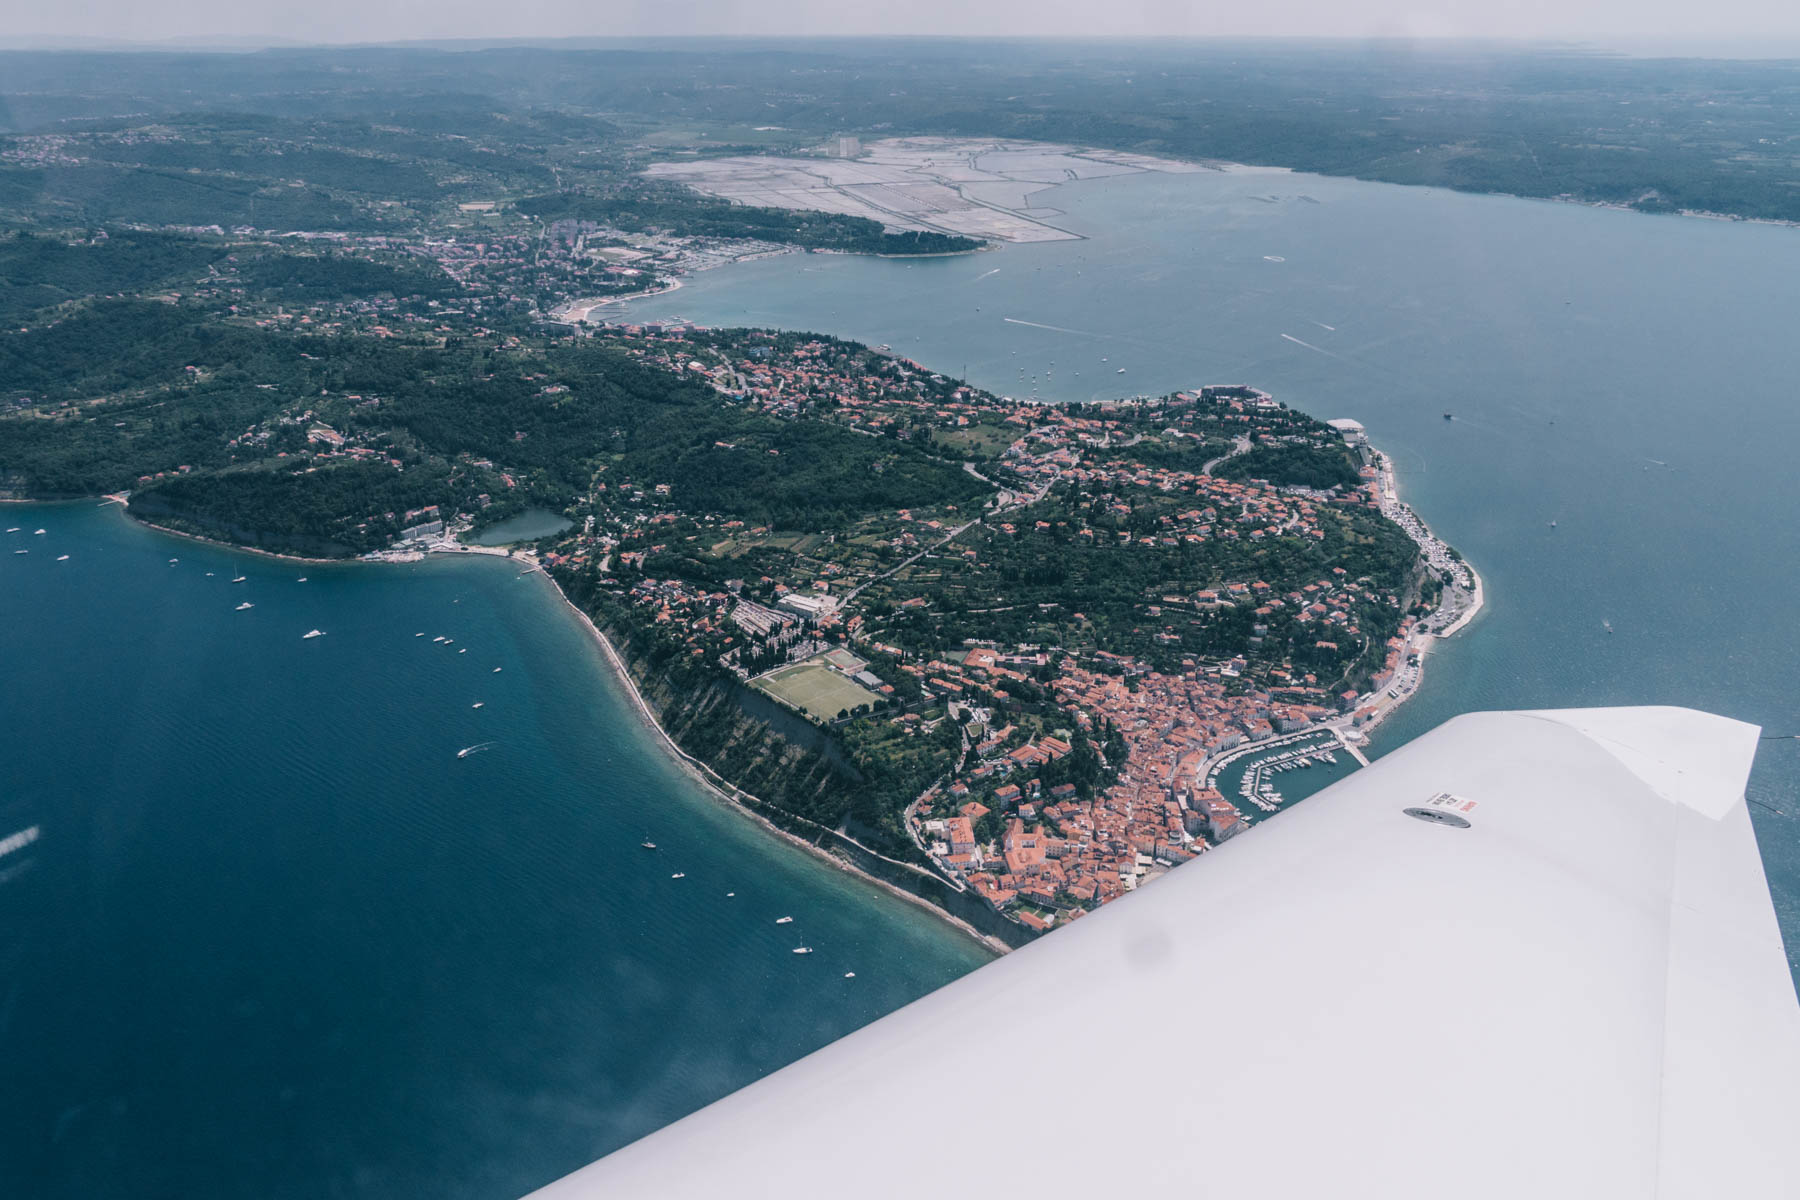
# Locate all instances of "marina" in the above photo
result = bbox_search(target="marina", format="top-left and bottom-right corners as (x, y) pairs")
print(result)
(1204, 731), (1362, 823)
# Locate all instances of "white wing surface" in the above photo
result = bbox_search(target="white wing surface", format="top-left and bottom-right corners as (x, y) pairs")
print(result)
(531, 707), (1800, 1199)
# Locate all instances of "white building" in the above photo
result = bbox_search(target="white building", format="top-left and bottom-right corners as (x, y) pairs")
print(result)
(777, 593), (839, 620)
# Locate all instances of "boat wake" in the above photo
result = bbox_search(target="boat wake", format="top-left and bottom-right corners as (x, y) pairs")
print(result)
(456, 742), (498, 760)
(1279, 332), (1346, 361)
(1003, 316), (1108, 339)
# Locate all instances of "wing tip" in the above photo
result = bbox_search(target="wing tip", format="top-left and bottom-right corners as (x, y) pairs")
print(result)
(1510, 705), (1761, 820)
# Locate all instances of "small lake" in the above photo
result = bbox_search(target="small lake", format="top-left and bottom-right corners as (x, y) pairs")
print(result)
(469, 507), (574, 545)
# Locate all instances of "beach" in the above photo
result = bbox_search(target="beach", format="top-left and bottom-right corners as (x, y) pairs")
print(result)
(1191, 439), (1485, 787)
(104, 494), (1005, 954)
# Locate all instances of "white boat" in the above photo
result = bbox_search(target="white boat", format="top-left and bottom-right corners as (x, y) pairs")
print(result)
(776, 916), (794, 925)
(56, 555), (69, 561)
(672, 873), (686, 879)
(456, 742), (495, 759)
(444, 639), (454, 645)
(12, 549), (26, 555)
(726, 892), (736, 897)
(433, 636), (446, 643)
(235, 602), (253, 611)
(4, 528), (17, 533)
(641, 841), (657, 850)
(792, 947), (813, 955)
(471, 702), (484, 709)
(1116, 367), (1126, 374)
(296, 577), (307, 582)
(493, 667), (502, 673)
(231, 575), (246, 583)
(458, 648), (467, 654)
(33, 528), (45, 535)
(416, 632), (425, 637)
(302, 629), (325, 639)
(844, 972), (856, 978)
(169, 558), (179, 564)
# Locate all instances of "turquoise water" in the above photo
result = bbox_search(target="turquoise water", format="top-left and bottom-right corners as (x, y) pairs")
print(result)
(617, 165), (1800, 969)
(11, 163), (1800, 1197)
(470, 509), (574, 546)
(0, 505), (988, 1198)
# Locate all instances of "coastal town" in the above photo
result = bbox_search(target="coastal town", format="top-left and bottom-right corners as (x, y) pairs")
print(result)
(535, 325), (1480, 934)
(0, 151), (1478, 940)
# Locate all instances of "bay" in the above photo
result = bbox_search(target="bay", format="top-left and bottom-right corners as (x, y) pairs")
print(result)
(0, 505), (988, 1198)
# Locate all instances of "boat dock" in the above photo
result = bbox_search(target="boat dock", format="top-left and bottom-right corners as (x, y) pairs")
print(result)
(1331, 727), (1372, 767)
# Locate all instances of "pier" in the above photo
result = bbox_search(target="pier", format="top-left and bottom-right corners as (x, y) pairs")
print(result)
(1331, 726), (1372, 767)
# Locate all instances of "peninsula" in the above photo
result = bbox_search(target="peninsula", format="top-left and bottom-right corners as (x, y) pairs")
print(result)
(2, 283), (1473, 936)
(0, 104), (1477, 940)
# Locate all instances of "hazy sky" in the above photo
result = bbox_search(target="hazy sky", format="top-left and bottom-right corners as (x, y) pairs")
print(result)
(4, 0), (1799, 49)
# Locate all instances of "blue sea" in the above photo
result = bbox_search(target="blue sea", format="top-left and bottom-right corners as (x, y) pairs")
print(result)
(615, 164), (1800, 956)
(0, 511), (987, 1197)
(7, 161), (1800, 1196)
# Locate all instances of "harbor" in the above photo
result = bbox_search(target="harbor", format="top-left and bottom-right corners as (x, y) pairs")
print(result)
(1204, 730), (1364, 824)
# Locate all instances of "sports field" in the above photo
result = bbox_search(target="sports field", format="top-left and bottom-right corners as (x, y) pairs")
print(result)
(753, 656), (883, 718)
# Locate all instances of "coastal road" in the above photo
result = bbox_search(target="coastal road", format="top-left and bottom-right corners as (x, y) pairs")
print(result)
(1201, 435), (1253, 476)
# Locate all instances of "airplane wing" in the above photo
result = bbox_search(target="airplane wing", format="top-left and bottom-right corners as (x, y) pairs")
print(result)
(529, 707), (1800, 1199)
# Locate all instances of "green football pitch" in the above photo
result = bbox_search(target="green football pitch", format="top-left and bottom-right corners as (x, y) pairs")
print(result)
(754, 657), (883, 718)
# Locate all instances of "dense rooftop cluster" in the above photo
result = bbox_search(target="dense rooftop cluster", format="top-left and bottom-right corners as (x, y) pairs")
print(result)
(549, 330), (1429, 928)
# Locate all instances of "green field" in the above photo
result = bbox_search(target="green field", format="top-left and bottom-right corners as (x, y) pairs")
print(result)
(753, 656), (883, 719)
(936, 422), (1018, 459)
